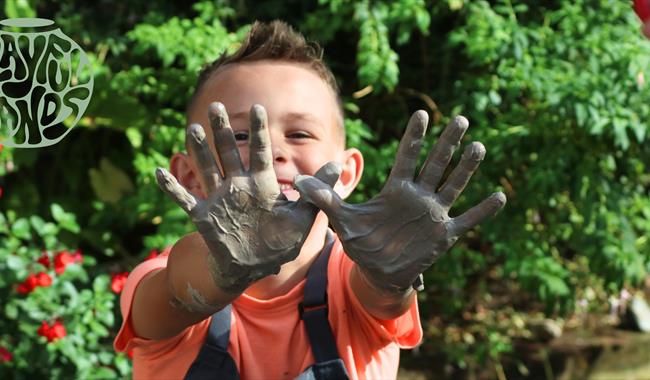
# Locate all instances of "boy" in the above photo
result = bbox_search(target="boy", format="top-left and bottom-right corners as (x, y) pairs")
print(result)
(114, 21), (505, 379)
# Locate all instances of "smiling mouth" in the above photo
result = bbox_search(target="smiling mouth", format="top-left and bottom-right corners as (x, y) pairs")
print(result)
(279, 183), (294, 192)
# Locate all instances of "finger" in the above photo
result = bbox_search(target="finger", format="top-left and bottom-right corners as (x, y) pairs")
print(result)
(187, 123), (221, 195)
(248, 104), (273, 174)
(311, 161), (342, 188)
(416, 116), (469, 192)
(386, 110), (428, 185)
(447, 192), (506, 237)
(155, 167), (198, 214)
(292, 162), (341, 216)
(293, 174), (344, 218)
(208, 102), (245, 177)
(437, 142), (486, 208)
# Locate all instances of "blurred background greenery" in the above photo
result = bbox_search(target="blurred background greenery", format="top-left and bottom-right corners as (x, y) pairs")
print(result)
(1, 0), (650, 379)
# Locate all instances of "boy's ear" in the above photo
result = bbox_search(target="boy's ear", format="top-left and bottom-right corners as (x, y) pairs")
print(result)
(335, 148), (364, 200)
(169, 152), (207, 199)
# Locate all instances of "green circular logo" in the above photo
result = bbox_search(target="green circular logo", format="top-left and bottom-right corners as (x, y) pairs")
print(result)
(0, 18), (94, 148)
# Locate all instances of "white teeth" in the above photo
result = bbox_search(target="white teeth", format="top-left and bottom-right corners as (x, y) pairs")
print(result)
(279, 183), (292, 191)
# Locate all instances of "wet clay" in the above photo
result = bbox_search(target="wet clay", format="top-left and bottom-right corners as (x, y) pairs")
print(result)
(156, 102), (340, 295)
(168, 282), (224, 315)
(295, 111), (507, 294)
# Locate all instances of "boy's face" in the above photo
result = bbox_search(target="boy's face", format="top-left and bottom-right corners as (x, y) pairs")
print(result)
(186, 61), (359, 201)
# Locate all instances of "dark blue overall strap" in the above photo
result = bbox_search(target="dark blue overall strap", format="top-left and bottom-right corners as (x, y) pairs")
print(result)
(184, 304), (239, 380)
(297, 233), (350, 380)
(299, 232), (340, 363)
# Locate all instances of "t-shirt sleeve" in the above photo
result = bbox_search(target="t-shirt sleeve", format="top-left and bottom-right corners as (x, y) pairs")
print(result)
(112, 247), (201, 355)
(113, 248), (216, 379)
(329, 240), (423, 349)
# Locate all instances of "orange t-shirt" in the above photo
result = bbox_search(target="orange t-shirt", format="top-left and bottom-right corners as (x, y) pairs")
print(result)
(114, 235), (422, 379)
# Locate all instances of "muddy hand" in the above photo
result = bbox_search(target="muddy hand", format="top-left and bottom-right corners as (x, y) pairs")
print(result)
(155, 102), (340, 294)
(294, 111), (506, 294)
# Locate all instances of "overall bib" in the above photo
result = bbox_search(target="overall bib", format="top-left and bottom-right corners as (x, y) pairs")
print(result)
(184, 234), (350, 380)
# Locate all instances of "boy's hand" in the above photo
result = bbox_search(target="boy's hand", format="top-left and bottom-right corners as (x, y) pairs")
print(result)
(155, 103), (339, 294)
(294, 111), (506, 294)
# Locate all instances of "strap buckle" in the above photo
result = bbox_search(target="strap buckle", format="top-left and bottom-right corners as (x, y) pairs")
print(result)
(298, 300), (328, 318)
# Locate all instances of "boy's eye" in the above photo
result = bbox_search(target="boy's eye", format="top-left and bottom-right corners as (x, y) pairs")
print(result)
(234, 131), (249, 141)
(288, 131), (311, 139)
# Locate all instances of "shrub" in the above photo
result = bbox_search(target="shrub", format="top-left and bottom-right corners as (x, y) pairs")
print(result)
(0, 206), (131, 379)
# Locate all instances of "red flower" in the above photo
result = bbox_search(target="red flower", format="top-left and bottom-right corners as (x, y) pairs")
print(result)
(37, 252), (51, 268)
(54, 251), (74, 274)
(145, 249), (159, 260)
(37, 320), (66, 342)
(36, 272), (52, 287)
(0, 346), (12, 362)
(37, 321), (50, 339)
(127, 349), (134, 359)
(71, 249), (83, 264)
(17, 274), (38, 294)
(50, 320), (66, 340)
(111, 272), (129, 294)
(17, 272), (52, 294)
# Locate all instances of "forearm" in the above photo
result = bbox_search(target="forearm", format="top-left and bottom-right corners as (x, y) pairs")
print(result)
(349, 264), (416, 320)
(166, 232), (240, 312)
(131, 232), (239, 340)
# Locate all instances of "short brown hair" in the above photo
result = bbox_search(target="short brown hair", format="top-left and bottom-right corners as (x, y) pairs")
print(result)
(186, 20), (344, 143)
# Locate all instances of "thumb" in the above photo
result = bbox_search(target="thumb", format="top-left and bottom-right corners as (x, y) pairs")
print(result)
(293, 172), (344, 218)
(312, 161), (342, 187)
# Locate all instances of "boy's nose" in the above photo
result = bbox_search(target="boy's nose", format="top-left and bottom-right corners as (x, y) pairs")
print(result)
(273, 145), (288, 164)
(269, 131), (288, 164)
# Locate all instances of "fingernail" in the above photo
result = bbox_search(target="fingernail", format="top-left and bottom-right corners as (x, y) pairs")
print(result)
(208, 102), (226, 116)
(324, 161), (342, 176)
(409, 111), (428, 137)
(155, 168), (170, 185)
(453, 115), (469, 129)
(188, 123), (205, 142)
(208, 102), (229, 127)
(250, 104), (267, 128)
(465, 142), (486, 161)
(493, 192), (507, 207)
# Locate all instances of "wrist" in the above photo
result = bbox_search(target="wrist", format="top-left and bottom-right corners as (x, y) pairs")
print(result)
(204, 252), (252, 295)
(352, 264), (414, 300)
(166, 233), (241, 314)
(350, 264), (415, 320)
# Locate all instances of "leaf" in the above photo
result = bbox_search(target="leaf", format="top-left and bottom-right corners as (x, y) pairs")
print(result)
(89, 320), (109, 337)
(29, 216), (45, 233)
(89, 158), (134, 203)
(51, 204), (66, 223)
(93, 275), (110, 294)
(7, 254), (24, 270)
(50, 204), (80, 233)
(5, 302), (18, 319)
(97, 351), (114, 365)
(11, 218), (31, 240)
(612, 118), (630, 150)
(0, 212), (8, 233)
(41, 222), (59, 237)
(126, 127), (143, 149)
(4, 0), (36, 19)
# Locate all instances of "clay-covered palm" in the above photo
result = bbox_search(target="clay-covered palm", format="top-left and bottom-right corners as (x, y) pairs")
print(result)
(155, 103), (340, 294)
(294, 111), (506, 293)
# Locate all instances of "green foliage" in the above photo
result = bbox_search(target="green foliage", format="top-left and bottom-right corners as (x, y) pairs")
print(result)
(0, 207), (130, 379)
(448, 0), (650, 300)
(1, 0), (650, 377)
